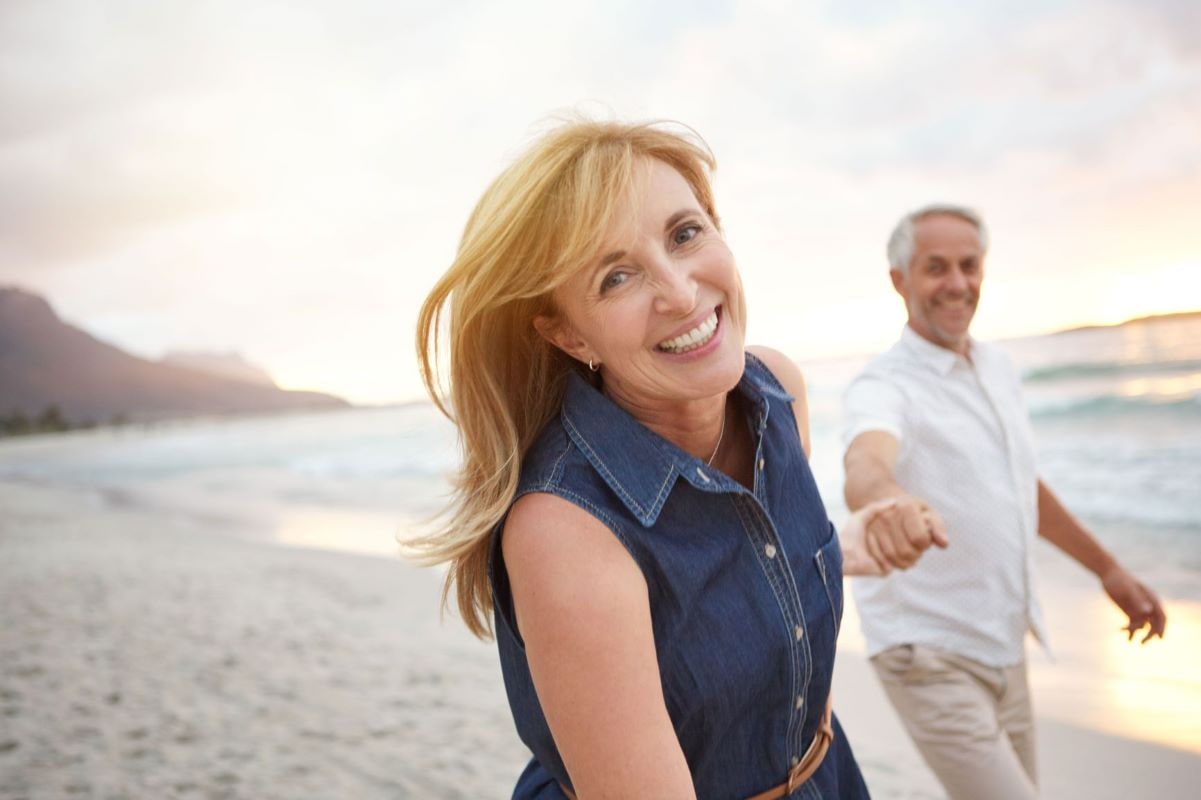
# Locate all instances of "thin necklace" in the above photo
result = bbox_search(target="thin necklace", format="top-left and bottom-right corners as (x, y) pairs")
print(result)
(706, 406), (726, 466)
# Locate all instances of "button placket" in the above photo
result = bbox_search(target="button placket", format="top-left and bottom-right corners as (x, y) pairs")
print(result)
(732, 492), (811, 761)
(750, 404), (769, 501)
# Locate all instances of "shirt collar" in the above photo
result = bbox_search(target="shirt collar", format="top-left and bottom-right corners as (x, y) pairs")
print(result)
(899, 324), (974, 376)
(559, 354), (788, 527)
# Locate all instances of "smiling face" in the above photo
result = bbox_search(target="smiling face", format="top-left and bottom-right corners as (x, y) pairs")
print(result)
(891, 212), (985, 355)
(537, 158), (747, 416)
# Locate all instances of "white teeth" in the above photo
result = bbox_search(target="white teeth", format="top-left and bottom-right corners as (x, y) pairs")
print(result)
(657, 311), (719, 353)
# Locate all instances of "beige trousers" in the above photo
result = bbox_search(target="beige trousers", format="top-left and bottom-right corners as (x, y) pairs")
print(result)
(871, 645), (1038, 800)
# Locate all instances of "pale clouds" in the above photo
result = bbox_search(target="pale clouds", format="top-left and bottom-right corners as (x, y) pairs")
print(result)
(0, 0), (1198, 402)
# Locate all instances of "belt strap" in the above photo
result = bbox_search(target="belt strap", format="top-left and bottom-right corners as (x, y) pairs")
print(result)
(744, 696), (834, 800)
(559, 697), (834, 800)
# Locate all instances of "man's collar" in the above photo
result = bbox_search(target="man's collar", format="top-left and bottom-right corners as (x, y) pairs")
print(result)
(559, 355), (786, 526)
(899, 324), (973, 376)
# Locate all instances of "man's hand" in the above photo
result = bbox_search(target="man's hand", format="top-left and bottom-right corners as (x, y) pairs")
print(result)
(864, 494), (948, 574)
(1101, 565), (1167, 644)
(840, 498), (895, 576)
(844, 494), (948, 576)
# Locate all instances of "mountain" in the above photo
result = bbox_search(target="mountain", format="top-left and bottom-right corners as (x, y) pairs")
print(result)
(0, 287), (349, 424)
(1054, 310), (1201, 335)
(160, 351), (276, 387)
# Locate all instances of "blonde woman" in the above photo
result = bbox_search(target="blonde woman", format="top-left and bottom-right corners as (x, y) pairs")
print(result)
(414, 119), (935, 799)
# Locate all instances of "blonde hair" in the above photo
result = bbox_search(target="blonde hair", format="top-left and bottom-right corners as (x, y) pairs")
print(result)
(413, 118), (719, 637)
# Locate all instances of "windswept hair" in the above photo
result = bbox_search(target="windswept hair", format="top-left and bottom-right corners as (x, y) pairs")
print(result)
(412, 118), (719, 637)
(886, 203), (989, 275)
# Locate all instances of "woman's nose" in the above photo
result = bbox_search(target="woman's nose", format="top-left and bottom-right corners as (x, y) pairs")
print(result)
(652, 259), (698, 315)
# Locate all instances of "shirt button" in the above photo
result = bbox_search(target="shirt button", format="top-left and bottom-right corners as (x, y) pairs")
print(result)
(790, 756), (800, 768)
(758, 457), (765, 471)
(764, 543), (777, 559)
(795, 694), (804, 711)
(794, 624), (803, 641)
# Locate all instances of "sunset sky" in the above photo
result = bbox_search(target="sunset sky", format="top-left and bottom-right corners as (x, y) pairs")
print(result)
(2, 0), (1198, 404)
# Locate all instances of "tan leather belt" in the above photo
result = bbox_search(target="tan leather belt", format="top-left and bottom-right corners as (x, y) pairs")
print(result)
(745, 697), (834, 800)
(560, 697), (834, 800)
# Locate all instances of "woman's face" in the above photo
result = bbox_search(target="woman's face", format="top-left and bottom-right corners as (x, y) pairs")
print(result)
(540, 158), (747, 413)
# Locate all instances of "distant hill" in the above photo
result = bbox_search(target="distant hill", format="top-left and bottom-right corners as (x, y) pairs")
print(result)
(0, 287), (349, 425)
(160, 351), (275, 387)
(1054, 310), (1201, 335)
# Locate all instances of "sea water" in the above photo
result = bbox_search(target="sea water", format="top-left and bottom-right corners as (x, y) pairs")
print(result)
(0, 317), (1197, 590)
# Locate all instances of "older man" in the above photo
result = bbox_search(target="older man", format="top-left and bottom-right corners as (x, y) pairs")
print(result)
(841, 204), (1166, 800)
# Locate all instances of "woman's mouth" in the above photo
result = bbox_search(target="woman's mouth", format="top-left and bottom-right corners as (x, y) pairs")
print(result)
(656, 308), (720, 354)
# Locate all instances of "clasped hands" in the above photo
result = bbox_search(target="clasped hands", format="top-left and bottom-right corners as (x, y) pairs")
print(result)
(840, 494), (948, 577)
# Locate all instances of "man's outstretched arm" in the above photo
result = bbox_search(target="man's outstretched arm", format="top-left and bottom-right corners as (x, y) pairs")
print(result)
(844, 431), (947, 574)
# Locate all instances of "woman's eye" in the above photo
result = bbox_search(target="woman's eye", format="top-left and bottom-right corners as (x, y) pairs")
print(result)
(673, 223), (702, 246)
(600, 270), (629, 293)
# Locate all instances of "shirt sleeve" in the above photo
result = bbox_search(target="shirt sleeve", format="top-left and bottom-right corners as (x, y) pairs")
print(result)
(841, 371), (907, 451)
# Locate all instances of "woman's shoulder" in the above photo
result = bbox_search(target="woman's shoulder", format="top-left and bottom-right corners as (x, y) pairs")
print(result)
(746, 345), (811, 458)
(505, 491), (623, 564)
(745, 345), (806, 400)
(500, 490), (645, 636)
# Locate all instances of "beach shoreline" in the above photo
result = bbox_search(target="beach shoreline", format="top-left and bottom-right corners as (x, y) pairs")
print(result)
(3, 480), (1200, 799)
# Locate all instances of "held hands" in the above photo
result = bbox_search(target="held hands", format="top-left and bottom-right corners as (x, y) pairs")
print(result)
(840, 495), (949, 577)
(1101, 564), (1167, 644)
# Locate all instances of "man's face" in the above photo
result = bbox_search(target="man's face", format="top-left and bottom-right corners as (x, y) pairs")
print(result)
(891, 213), (984, 355)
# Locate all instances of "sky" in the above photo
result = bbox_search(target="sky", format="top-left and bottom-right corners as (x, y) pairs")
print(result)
(1, 0), (1199, 404)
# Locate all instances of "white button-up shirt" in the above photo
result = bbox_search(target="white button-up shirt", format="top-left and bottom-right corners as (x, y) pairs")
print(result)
(842, 326), (1049, 667)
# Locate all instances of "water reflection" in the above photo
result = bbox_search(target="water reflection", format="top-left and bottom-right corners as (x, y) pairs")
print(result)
(1010, 587), (1199, 756)
(1096, 599), (1201, 754)
(271, 505), (419, 559)
(1117, 373), (1201, 399)
(839, 585), (1201, 755)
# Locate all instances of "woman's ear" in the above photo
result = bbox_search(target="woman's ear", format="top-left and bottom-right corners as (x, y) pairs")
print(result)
(533, 313), (595, 366)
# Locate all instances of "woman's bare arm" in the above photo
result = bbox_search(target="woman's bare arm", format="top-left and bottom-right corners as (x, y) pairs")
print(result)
(502, 492), (696, 799)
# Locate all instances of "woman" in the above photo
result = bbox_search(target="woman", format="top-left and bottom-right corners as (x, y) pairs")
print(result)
(414, 119), (912, 799)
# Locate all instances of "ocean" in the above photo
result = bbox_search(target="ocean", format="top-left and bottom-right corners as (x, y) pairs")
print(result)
(1, 316), (1197, 592)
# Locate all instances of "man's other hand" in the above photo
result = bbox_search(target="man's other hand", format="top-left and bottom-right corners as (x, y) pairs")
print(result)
(1102, 565), (1167, 644)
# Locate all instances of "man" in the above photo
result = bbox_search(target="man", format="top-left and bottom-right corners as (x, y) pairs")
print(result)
(841, 204), (1166, 800)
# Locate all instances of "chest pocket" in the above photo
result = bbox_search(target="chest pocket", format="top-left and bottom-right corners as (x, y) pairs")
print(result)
(813, 523), (844, 639)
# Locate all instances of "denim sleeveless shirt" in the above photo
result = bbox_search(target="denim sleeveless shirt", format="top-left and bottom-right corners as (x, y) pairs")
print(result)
(490, 354), (869, 799)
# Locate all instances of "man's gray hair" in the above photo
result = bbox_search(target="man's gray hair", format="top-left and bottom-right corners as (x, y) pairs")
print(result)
(887, 204), (989, 275)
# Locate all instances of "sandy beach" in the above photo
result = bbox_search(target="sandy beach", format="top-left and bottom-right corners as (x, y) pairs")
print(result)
(0, 480), (526, 799)
(3, 475), (1200, 800)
